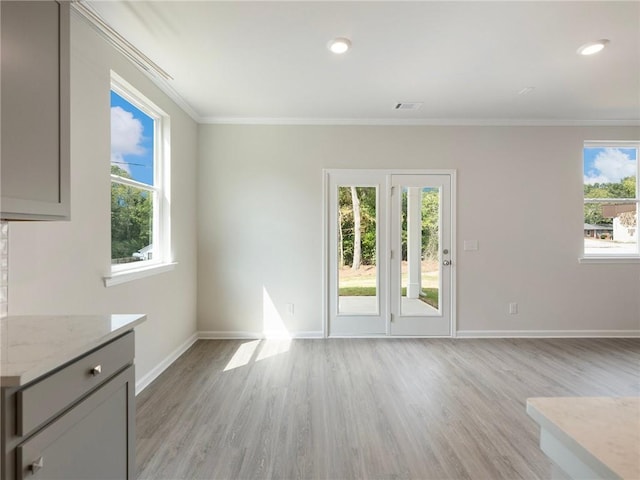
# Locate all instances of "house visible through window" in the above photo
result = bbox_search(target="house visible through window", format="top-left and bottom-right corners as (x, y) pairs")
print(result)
(583, 142), (638, 258)
(110, 75), (169, 272)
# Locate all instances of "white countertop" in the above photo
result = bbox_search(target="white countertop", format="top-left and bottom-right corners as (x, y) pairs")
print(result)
(527, 397), (640, 480)
(0, 314), (146, 387)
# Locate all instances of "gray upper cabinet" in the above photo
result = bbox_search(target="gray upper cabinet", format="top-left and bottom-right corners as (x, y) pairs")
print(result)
(1, 1), (70, 221)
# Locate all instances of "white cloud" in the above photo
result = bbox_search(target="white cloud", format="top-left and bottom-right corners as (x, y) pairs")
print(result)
(111, 106), (144, 172)
(584, 148), (636, 185)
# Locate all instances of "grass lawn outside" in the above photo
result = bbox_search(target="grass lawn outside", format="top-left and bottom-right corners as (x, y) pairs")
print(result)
(338, 286), (439, 309)
(337, 261), (440, 309)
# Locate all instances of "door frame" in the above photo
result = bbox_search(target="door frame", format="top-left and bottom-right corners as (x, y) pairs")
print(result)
(322, 169), (457, 338)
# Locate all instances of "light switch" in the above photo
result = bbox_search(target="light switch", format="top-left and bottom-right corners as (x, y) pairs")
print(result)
(464, 240), (479, 251)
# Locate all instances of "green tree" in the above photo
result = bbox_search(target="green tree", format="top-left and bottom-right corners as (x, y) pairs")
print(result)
(338, 186), (354, 267)
(338, 186), (377, 267)
(620, 176), (636, 197)
(111, 165), (152, 260)
(350, 187), (362, 270)
(400, 189), (440, 261)
(421, 190), (439, 260)
(358, 187), (377, 265)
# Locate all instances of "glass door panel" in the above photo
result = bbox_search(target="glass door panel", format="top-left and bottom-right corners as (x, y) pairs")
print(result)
(400, 186), (440, 316)
(338, 186), (378, 315)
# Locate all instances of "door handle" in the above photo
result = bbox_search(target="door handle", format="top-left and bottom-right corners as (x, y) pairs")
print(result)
(443, 260), (452, 266)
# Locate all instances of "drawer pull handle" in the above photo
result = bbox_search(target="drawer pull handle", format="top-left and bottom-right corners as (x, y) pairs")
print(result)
(30, 456), (44, 475)
(90, 365), (102, 376)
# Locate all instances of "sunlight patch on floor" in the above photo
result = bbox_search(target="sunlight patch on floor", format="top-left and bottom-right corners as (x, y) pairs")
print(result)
(256, 338), (291, 362)
(223, 339), (292, 371)
(223, 340), (261, 371)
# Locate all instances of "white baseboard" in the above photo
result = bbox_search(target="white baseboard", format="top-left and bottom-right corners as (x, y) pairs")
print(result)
(135, 332), (198, 395)
(455, 330), (640, 338)
(198, 330), (324, 339)
(199, 329), (639, 339)
(198, 330), (262, 339)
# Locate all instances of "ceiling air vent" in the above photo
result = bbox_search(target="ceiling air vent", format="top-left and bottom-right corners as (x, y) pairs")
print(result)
(394, 102), (423, 111)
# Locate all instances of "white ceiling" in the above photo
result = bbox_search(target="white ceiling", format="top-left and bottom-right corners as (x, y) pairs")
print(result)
(85, 1), (640, 125)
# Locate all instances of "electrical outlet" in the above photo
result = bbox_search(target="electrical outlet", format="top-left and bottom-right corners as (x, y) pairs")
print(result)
(509, 302), (518, 315)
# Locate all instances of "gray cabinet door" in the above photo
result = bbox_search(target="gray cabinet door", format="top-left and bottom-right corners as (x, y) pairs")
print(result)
(16, 367), (135, 480)
(0, 0), (70, 221)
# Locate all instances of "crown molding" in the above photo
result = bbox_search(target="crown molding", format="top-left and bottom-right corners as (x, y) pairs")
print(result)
(71, 1), (171, 80)
(200, 117), (640, 127)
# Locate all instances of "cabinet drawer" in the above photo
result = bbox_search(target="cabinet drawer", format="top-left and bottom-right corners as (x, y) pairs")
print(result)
(16, 332), (134, 437)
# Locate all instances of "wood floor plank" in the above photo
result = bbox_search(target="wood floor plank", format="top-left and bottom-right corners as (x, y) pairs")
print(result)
(135, 338), (640, 479)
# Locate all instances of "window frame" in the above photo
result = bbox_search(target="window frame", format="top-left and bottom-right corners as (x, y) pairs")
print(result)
(105, 72), (174, 286)
(581, 140), (639, 263)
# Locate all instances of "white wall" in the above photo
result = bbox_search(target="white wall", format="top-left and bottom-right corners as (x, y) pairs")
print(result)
(8, 14), (198, 384)
(197, 125), (640, 336)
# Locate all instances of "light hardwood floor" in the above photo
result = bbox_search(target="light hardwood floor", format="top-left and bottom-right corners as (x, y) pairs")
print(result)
(136, 338), (640, 479)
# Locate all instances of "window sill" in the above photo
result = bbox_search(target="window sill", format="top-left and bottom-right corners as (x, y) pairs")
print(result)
(104, 262), (177, 287)
(579, 256), (640, 264)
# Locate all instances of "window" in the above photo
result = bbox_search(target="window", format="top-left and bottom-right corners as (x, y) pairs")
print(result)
(107, 73), (172, 284)
(583, 142), (639, 260)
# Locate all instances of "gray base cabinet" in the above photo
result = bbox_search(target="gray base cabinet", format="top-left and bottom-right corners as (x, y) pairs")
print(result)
(1, 332), (136, 480)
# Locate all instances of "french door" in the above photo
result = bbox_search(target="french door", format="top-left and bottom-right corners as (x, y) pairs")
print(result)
(326, 170), (455, 337)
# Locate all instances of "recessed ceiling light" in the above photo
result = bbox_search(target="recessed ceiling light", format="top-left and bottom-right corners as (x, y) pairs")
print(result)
(328, 37), (351, 54)
(577, 39), (609, 56)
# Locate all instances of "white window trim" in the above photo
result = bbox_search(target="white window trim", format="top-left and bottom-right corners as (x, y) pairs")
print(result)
(579, 257), (640, 264)
(104, 262), (177, 287)
(105, 72), (174, 286)
(581, 140), (639, 263)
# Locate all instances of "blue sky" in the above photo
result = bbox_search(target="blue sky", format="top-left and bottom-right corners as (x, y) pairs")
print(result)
(110, 91), (154, 185)
(584, 147), (637, 185)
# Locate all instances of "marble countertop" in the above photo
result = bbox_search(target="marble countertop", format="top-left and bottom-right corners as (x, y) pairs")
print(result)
(527, 396), (640, 480)
(1, 314), (146, 387)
